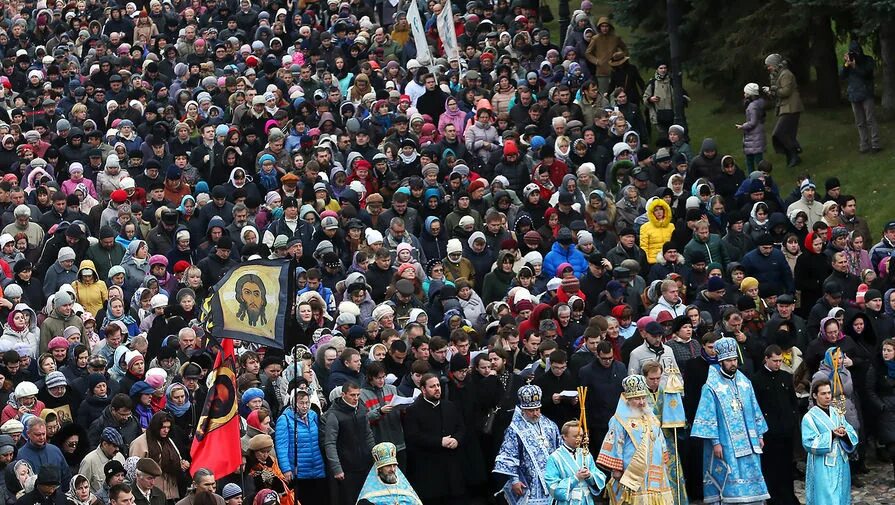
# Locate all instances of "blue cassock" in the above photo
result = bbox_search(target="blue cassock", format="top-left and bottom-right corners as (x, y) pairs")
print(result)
(544, 444), (606, 505)
(494, 407), (562, 505)
(356, 466), (423, 505)
(802, 405), (858, 505)
(691, 365), (770, 504)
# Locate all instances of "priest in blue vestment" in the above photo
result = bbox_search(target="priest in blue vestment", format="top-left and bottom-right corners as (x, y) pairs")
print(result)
(494, 384), (562, 505)
(545, 420), (607, 505)
(596, 374), (674, 504)
(691, 337), (770, 504)
(357, 442), (423, 505)
(802, 378), (858, 505)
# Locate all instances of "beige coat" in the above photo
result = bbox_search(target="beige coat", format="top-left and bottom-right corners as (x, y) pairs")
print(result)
(584, 17), (628, 77)
(771, 68), (805, 115)
(130, 434), (183, 500)
(79, 447), (126, 493)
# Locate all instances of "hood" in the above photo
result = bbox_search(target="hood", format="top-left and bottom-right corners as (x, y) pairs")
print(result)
(475, 98), (492, 112)
(596, 16), (613, 32)
(125, 240), (146, 259)
(768, 212), (788, 231)
(646, 198), (672, 227)
(750, 201), (769, 224)
(496, 249), (516, 266)
(700, 138), (717, 156)
(527, 303), (553, 325)
(11, 303), (37, 331)
(554, 262), (573, 278)
(424, 216), (440, 235)
(623, 130), (641, 151)
(240, 225), (259, 244)
(207, 215), (226, 234)
(319, 112), (336, 126)
(229, 167), (251, 186)
(77, 259), (99, 281)
(844, 311), (876, 344)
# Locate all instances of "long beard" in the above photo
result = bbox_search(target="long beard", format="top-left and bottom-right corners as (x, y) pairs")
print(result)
(379, 471), (398, 484)
(628, 405), (646, 417)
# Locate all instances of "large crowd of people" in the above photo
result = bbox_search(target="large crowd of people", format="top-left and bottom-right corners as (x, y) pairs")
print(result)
(0, 0), (882, 504)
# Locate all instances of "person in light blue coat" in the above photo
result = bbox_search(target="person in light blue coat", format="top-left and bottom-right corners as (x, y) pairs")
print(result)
(545, 421), (606, 505)
(275, 388), (326, 504)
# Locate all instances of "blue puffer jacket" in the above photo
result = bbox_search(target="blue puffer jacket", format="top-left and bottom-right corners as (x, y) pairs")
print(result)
(275, 407), (326, 479)
(544, 241), (589, 278)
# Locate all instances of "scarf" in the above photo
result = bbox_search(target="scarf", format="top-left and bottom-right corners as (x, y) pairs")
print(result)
(135, 403), (153, 429)
(164, 383), (192, 417)
(102, 310), (137, 331)
(399, 150), (419, 164)
(886, 360), (895, 380)
(6, 310), (23, 332)
(700, 347), (718, 364)
(259, 169), (279, 192)
(65, 475), (96, 505)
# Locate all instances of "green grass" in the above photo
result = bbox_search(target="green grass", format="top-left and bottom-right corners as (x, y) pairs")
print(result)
(550, 1), (895, 233)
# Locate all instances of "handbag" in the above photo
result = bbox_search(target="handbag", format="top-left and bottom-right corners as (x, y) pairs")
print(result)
(481, 406), (500, 434)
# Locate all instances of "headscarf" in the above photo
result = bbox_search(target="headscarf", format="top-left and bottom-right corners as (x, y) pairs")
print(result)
(6, 308), (24, 332)
(102, 300), (138, 332)
(164, 382), (192, 417)
(108, 346), (129, 379)
(818, 316), (843, 343)
(65, 475), (95, 505)
(178, 195), (196, 215)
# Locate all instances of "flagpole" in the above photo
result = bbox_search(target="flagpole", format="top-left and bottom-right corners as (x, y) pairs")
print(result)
(288, 258), (299, 494)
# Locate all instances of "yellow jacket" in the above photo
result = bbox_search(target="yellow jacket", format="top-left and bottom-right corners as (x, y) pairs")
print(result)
(71, 259), (108, 315)
(639, 199), (674, 264)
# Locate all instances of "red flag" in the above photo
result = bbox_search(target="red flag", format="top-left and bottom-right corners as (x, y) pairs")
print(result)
(190, 339), (241, 477)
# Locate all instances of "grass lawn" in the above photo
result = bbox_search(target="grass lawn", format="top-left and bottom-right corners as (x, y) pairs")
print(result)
(543, 0), (895, 232)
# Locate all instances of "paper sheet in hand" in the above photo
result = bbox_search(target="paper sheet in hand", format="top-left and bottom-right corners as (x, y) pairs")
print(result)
(385, 374), (398, 385)
(389, 389), (421, 407)
(559, 390), (579, 398)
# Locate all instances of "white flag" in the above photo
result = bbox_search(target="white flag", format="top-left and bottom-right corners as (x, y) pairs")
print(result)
(436, 0), (459, 62)
(406, 0), (432, 65)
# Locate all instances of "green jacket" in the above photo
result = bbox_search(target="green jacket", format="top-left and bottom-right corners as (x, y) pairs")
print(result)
(85, 241), (126, 281)
(684, 233), (730, 268)
(481, 267), (515, 305)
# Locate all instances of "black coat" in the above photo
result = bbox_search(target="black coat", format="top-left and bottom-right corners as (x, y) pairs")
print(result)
(133, 485), (166, 505)
(684, 356), (711, 422)
(534, 369), (578, 427)
(794, 251), (831, 318)
(447, 379), (489, 488)
(867, 362), (895, 443)
(752, 366), (798, 437)
(577, 360), (626, 432)
(15, 489), (65, 505)
(87, 406), (142, 457)
(402, 396), (466, 501)
(322, 397), (375, 475)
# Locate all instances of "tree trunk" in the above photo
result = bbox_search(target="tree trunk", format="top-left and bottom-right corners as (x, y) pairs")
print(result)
(879, 22), (895, 118)
(809, 13), (841, 106)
